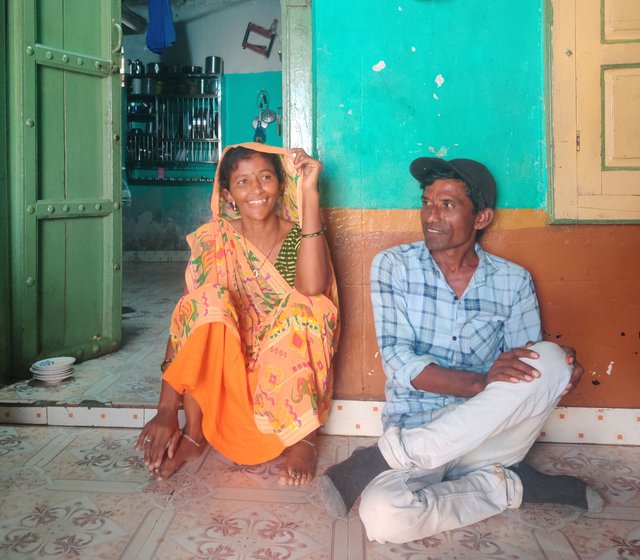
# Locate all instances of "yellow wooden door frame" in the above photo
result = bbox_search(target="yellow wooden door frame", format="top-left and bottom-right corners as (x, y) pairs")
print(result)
(548, 0), (640, 223)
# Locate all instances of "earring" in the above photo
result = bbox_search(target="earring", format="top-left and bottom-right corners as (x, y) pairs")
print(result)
(230, 201), (238, 211)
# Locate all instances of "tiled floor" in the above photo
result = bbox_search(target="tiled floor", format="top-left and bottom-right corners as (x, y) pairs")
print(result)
(0, 262), (185, 411)
(0, 262), (639, 559)
(0, 426), (638, 559)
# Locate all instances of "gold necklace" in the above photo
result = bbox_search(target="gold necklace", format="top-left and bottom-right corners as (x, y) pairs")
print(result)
(241, 222), (280, 278)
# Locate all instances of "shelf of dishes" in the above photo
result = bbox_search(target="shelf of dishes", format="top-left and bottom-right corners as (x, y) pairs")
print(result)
(125, 163), (214, 185)
(125, 73), (220, 97)
(126, 135), (220, 165)
(126, 96), (220, 164)
(127, 97), (219, 136)
(125, 174), (214, 186)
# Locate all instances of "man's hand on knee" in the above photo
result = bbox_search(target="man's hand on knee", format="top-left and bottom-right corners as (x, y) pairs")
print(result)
(559, 345), (584, 396)
(486, 347), (541, 385)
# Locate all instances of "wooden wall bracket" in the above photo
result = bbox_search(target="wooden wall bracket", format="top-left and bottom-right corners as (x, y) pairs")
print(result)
(242, 20), (278, 58)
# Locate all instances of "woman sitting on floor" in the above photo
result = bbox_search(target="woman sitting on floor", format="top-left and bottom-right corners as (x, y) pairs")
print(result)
(137, 143), (339, 485)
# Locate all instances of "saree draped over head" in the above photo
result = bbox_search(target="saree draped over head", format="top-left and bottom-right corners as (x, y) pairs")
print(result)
(163, 143), (340, 465)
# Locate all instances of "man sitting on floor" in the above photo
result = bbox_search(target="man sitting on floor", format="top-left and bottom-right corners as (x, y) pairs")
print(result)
(321, 156), (602, 544)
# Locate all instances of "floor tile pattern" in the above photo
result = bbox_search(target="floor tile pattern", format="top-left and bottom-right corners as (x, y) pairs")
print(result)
(0, 262), (184, 408)
(1, 265), (639, 558)
(0, 425), (638, 559)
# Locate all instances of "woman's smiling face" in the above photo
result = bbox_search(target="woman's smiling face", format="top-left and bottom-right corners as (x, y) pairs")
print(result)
(226, 154), (281, 220)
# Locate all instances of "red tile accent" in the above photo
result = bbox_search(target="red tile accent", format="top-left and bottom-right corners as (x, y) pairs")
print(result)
(559, 413), (565, 419)
(68, 413), (74, 418)
(100, 413), (106, 419)
(373, 406), (379, 412)
(36, 413), (42, 418)
(597, 415), (604, 421)
(540, 431), (546, 437)
(578, 432), (584, 439)
(617, 434), (623, 440)
(355, 423), (361, 430)
(4, 412), (9, 418)
(337, 405), (343, 411)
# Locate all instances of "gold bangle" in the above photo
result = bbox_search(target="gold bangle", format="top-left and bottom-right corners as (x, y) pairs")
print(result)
(300, 225), (326, 238)
(160, 358), (174, 372)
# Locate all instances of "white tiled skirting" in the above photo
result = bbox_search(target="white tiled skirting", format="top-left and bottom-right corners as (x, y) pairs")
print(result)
(1, 400), (638, 446)
(322, 401), (640, 445)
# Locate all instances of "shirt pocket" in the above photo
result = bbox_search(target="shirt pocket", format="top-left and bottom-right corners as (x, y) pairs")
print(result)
(458, 317), (504, 369)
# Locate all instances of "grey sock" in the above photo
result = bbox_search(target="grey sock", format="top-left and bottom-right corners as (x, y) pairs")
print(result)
(509, 461), (604, 512)
(320, 445), (390, 517)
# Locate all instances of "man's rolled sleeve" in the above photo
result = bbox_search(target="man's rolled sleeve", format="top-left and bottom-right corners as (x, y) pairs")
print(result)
(503, 272), (542, 350)
(371, 251), (437, 390)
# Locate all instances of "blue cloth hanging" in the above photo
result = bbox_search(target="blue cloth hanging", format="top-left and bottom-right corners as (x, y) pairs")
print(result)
(146, 0), (176, 54)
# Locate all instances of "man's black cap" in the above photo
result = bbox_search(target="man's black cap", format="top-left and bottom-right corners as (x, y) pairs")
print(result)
(409, 157), (497, 209)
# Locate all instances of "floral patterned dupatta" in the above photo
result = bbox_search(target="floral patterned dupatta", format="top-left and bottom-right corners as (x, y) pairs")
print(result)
(167, 143), (339, 446)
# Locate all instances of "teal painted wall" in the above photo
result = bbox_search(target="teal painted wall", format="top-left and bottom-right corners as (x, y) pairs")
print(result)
(224, 72), (283, 147)
(123, 185), (212, 251)
(124, 71), (282, 251)
(314, 1), (547, 210)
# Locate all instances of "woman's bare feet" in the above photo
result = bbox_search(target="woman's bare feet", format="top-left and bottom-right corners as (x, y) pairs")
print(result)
(152, 433), (205, 480)
(278, 438), (318, 486)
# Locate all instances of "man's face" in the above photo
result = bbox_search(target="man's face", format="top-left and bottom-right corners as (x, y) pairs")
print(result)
(420, 179), (480, 253)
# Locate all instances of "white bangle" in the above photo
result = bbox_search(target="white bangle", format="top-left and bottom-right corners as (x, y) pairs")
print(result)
(182, 433), (202, 447)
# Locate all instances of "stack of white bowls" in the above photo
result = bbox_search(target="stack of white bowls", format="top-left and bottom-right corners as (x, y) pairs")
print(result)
(30, 357), (76, 385)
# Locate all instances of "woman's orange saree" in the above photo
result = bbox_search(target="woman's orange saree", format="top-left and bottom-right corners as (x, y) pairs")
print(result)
(162, 143), (339, 465)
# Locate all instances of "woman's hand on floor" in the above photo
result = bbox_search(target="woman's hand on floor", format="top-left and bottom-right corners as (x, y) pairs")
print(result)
(136, 409), (181, 472)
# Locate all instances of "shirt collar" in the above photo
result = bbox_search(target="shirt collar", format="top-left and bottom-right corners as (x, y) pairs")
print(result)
(420, 242), (498, 290)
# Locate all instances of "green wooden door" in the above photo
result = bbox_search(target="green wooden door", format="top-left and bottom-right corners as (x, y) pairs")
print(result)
(0, 0), (10, 383)
(7, 0), (122, 375)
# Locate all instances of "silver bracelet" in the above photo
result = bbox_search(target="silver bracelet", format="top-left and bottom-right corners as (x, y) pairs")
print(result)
(182, 432), (202, 447)
(160, 358), (174, 372)
(299, 438), (316, 448)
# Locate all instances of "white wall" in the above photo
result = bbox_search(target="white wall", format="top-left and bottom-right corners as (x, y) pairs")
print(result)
(123, 0), (282, 74)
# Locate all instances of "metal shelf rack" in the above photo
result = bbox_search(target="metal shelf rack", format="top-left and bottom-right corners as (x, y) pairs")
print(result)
(124, 73), (221, 184)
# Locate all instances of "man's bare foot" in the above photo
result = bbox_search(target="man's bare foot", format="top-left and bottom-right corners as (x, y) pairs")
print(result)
(278, 439), (318, 486)
(152, 433), (205, 481)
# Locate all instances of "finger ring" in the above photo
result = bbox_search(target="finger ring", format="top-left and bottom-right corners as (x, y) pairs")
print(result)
(144, 436), (151, 444)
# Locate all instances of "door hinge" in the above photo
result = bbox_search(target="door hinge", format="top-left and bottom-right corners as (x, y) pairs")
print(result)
(576, 130), (581, 151)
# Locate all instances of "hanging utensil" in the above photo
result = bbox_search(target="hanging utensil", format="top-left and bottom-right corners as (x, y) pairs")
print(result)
(256, 89), (275, 124)
(261, 108), (277, 124)
(252, 116), (268, 129)
(253, 119), (266, 143)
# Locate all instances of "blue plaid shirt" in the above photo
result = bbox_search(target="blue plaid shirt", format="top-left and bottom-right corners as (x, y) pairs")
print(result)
(371, 242), (542, 430)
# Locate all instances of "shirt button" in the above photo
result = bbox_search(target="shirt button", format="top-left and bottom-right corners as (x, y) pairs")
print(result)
(453, 296), (458, 301)
(452, 336), (457, 341)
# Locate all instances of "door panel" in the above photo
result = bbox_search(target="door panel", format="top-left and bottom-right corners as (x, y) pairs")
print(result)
(550, 0), (640, 221)
(0, 0), (11, 383)
(9, 0), (122, 373)
(602, 66), (640, 170)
